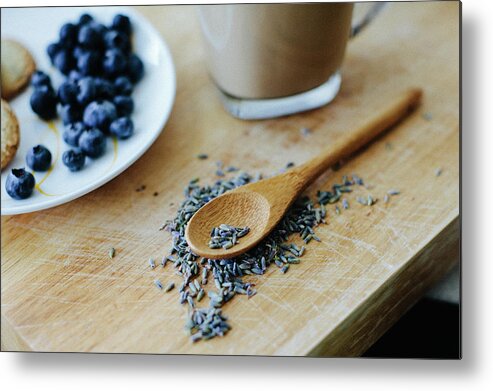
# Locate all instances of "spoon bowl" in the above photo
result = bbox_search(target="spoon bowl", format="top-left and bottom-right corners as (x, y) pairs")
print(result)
(185, 190), (272, 259)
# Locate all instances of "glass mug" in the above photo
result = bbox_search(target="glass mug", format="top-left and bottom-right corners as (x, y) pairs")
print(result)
(198, 2), (385, 120)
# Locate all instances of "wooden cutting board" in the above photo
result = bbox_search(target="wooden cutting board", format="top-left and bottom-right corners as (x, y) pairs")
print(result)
(1, 2), (459, 356)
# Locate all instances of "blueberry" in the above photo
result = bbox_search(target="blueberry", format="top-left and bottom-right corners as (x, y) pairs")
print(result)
(26, 145), (52, 171)
(30, 85), (57, 120)
(114, 76), (133, 95)
(103, 29), (130, 52)
(73, 46), (86, 59)
(31, 70), (52, 88)
(77, 50), (100, 75)
(68, 70), (83, 82)
(102, 49), (127, 77)
(78, 13), (94, 26)
(5, 168), (35, 200)
(47, 42), (62, 64)
(83, 100), (117, 132)
(58, 81), (78, 105)
(94, 77), (115, 99)
(113, 95), (134, 116)
(60, 105), (82, 125)
(109, 117), (134, 139)
(88, 21), (108, 36)
(76, 77), (97, 105)
(78, 128), (106, 158)
(112, 14), (132, 36)
(63, 122), (86, 147)
(62, 148), (86, 171)
(78, 24), (102, 49)
(53, 50), (75, 75)
(59, 23), (78, 47)
(127, 54), (144, 83)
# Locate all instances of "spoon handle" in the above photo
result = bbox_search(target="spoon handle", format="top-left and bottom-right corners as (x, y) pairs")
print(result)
(294, 88), (422, 186)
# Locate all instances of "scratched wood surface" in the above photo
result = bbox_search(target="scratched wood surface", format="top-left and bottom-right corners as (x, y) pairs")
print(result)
(1, 2), (459, 355)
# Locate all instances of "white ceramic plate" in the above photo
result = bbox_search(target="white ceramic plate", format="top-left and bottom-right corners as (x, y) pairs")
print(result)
(1, 6), (175, 215)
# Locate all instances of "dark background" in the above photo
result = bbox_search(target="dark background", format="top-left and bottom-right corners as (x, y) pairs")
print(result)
(363, 298), (460, 359)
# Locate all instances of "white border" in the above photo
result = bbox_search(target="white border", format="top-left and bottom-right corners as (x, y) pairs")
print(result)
(2, 0), (492, 390)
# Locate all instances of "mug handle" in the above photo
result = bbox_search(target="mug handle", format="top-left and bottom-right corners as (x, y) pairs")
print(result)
(351, 2), (387, 37)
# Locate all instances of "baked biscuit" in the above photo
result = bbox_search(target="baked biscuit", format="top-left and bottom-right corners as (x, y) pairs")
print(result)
(1, 39), (36, 100)
(1, 99), (20, 170)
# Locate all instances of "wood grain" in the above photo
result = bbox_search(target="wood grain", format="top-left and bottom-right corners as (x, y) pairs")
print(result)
(0, 2), (459, 355)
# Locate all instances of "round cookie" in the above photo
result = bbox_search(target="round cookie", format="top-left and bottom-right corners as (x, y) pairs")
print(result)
(1, 99), (20, 170)
(1, 39), (36, 100)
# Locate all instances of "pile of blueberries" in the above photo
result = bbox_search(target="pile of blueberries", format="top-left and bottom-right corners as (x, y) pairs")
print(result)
(6, 13), (144, 200)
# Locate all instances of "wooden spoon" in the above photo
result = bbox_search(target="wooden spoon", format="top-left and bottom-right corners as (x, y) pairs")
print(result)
(185, 88), (422, 259)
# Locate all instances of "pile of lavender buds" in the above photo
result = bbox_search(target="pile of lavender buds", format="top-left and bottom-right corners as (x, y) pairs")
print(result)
(157, 164), (397, 343)
(208, 225), (250, 250)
